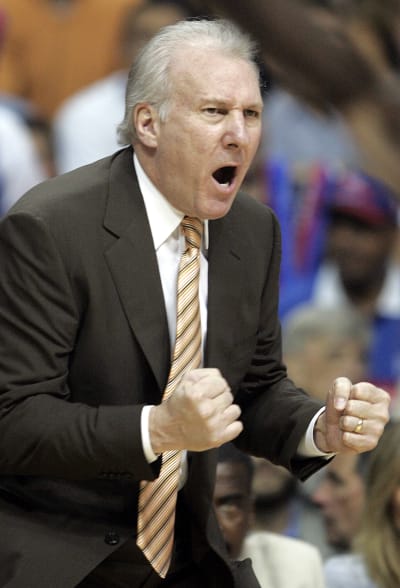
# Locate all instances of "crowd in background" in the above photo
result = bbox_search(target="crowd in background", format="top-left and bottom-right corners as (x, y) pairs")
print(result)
(1, 0), (400, 586)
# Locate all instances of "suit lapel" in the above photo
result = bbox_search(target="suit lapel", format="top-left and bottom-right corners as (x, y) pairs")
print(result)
(101, 150), (247, 393)
(103, 149), (170, 394)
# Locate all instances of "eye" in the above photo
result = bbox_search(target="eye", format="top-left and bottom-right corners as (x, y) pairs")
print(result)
(244, 109), (260, 119)
(203, 107), (227, 116)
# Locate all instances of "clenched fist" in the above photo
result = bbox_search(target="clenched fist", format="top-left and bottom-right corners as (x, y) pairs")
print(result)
(314, 377), (390, 454)
(149, 368), (243, 453)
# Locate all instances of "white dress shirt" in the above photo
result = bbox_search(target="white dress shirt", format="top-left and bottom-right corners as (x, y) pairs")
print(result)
(133, 154), (328, 468)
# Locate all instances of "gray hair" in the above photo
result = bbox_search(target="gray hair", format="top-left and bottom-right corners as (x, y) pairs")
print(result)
(117, 18), (259, 145)
(282, 304), (371, 356)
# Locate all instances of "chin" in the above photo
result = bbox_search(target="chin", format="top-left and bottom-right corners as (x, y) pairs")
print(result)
(199, 198), (236, 220)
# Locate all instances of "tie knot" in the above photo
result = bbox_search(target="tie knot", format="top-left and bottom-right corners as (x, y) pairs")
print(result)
(181, 216), (203, 250)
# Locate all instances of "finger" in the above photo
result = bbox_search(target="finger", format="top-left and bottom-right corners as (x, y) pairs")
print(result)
(331, 377), (352, 411)
(343, 395), (390, 425)
(325, 377), (352, 430)
(340, 414), (368, 435)
(179, 373), (229, 401)
(342, 399), (373, 418)
(198, 396), (239, 424)
(220, 420), (243, 444)
(212, 389), (235, 412)
(222, 402), (242, 423)
(339, 412), (386, 452)
(341, 427), (384, 453)
(193, 374), (231, 399)
(183, 368), (221, 383)
(350, 382), (391, 406)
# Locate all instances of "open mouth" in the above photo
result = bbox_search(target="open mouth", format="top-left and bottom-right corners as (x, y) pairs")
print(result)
(212, 166), (236, 186)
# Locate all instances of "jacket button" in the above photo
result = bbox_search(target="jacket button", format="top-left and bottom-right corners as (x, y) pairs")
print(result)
(104, 531), (120, 546)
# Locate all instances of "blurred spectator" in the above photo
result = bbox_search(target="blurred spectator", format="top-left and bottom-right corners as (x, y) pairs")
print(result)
(251, 457), (297, 535)
(0, 5), (47, 213)
(279, 171), (400, 398)
(53, 0), (195, 173)
(311, 453), (368, 554)
(0, 105), (47, 215)
(251, 455), (332, 560)
(214, 443), (326, 588)
(282, 305), (369, 403)
(324, 420), (400, 588)
(26, 114), (57, 178)
(0, 0), (141, 119)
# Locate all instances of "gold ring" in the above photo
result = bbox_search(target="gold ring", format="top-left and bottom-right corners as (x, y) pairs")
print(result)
(354, 418), (364, 434)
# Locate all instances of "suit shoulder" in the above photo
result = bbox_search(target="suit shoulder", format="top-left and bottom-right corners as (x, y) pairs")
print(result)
(233, 192), (275, 221)
(9, 147), (135, 219)
(9, 155), (114, 220)
(225, 193), (281, 254)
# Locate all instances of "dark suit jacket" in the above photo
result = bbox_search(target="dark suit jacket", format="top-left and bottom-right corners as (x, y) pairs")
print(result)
(0, 147), (325, 587)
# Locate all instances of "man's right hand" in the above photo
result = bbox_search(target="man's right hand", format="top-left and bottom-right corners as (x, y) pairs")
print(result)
(149, 368), (243, 453)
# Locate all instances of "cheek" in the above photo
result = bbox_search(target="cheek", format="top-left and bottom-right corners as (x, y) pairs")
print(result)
(340, 492), (361, 516)
(218, 516), (236, 539)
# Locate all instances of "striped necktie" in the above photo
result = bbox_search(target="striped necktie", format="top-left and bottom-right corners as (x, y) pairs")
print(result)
(136, 216), (203, 578)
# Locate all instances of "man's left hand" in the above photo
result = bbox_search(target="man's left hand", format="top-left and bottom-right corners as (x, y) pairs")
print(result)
(314, 377), (390, 454)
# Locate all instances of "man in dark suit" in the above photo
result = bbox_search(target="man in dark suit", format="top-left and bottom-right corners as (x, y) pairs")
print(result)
(0, 18), (389, 588)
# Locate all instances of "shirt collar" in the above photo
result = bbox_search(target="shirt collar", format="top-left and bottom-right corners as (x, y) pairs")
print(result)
(133, 153), (209, 251)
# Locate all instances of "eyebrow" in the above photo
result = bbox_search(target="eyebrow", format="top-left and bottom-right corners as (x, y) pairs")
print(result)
(200, 97), (263, 110)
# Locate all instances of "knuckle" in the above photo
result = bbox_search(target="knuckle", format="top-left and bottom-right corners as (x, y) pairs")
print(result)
(371, 420), (385, 437)
(198, 402), (213, 420)
(224, 389), (234, 402)
(232, 404), (241, 418)
(343, 399), (357, 415)
(341, 415), (353, 430)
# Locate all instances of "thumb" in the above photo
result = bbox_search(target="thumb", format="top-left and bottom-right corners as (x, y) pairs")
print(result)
(326, 377), (352, 423)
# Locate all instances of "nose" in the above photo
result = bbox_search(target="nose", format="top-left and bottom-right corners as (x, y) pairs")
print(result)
(222, 112), (250, 149)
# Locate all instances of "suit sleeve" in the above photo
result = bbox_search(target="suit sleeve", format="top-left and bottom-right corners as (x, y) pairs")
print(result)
(235, 209), (327, 480)
(0, 211), (158, 481)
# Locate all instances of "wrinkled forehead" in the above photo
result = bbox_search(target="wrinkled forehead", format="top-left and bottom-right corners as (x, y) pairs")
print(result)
(169, 47), (262, 103)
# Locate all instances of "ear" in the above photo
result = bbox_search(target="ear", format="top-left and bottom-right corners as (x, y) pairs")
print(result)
(134, 103), (159, 148)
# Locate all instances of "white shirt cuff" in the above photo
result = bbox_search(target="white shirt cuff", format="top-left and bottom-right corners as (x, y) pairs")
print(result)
(143, 405), (334, 464)
(141, 405), (159, 463)
(140, 405), (188, 488)
(298, 407), (335, 457)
